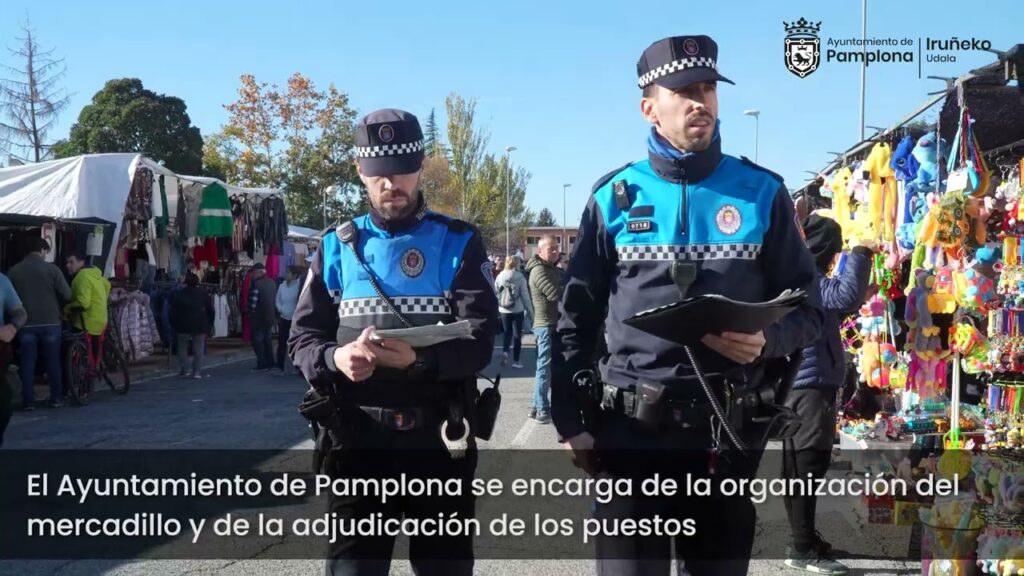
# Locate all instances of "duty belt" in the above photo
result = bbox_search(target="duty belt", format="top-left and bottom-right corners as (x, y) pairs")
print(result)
(600, 383), (714, 430)
(358, 406), (441, 431)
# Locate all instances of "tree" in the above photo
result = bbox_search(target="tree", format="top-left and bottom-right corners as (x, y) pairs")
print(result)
(535, 208), (557, 227)
(0, 22), (71, 162)
(423, 108), (443, 157)
(219, 72), (362, 228)
(55, 78), (203, 174)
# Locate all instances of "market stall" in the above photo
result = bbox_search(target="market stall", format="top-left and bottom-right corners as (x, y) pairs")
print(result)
(804, 63), (1024, 572)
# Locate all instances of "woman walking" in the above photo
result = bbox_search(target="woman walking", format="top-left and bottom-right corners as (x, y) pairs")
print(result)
(495, 256), (533, 369)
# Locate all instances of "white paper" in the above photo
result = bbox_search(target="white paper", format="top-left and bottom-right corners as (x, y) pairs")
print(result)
(370, 320), (474, 348)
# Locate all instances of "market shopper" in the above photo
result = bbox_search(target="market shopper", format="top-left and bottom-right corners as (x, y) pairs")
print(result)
(170, 272), (215, 379)
(274, 265), (302, 374)
(526, 235), (564, 424)
(65, 253), (111, 374)
(289, 108), (498, 576)
(552, 35), (822, 576)
(8, 238), (72, 409)
(247, 263), (277, 372)
(783, 214), (874, 576)
(496, 255), (532, 369)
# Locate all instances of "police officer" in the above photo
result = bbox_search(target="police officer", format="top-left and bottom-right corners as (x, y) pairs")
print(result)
(289, 109), (499, 576)
(552, 36), (824, 576)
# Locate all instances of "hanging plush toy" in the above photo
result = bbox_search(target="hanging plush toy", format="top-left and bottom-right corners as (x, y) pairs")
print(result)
(907, 134), (945, 196)
(891, 134), (921, 182)
(864, 142), (897, 241)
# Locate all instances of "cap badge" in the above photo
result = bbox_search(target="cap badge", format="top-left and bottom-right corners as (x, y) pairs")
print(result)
(715, 205), (742, 235)
(683, 38), (700, 56)
(400, 248), (425, 278)
(378, 124), (395, 143)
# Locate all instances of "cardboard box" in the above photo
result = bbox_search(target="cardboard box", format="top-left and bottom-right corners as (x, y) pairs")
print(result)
(861, 494), (895, 524)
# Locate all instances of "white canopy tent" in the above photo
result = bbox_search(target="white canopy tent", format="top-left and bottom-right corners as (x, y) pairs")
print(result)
(0, 153), (283, 276)
(287, 225), (321, 241)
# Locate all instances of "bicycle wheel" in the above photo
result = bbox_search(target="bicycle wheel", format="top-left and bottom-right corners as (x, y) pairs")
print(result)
(64, 338), (92, 406)
(102, 336), (130, 395)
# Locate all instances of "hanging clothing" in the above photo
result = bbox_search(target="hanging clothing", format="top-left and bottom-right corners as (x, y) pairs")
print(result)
(197, 183), (234, 238)
(125, 167), (154, 221)
(109, 288), (160, 361)
(214, 294), (230, 338)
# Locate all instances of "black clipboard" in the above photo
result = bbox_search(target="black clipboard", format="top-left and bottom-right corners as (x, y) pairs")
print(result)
(623, 289), (807, 346)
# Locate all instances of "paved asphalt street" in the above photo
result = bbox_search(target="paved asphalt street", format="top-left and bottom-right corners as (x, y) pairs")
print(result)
(1, 336), (922, 576)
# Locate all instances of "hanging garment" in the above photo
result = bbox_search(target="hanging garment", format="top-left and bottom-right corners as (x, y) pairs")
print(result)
(109, 289), (159, 361)
(214, 294), (230, 338)
(183, 189), (201, 239)
(197, 183), (234, 238)
(265, 244), (280, 279)
(125, 167), (154, 221)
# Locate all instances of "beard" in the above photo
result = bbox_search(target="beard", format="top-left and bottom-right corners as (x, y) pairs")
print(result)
(372, 190), (419, 220)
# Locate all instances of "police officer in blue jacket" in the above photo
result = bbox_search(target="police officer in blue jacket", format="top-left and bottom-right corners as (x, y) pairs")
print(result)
(552, 36), (824, 576)
(289, 109), (499, 576)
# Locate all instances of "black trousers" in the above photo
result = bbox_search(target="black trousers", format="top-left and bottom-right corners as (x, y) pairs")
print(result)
(325, 409), (476, 576)
(782, 388), (837, 551)
(276, 318), (292, 370)
(0, 366), (11, 447)
(591, 411), (760, 576)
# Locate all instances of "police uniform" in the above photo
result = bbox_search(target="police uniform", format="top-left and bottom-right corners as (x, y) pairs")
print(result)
(551, 36), (824, 576)
(289, 109), (499, 576)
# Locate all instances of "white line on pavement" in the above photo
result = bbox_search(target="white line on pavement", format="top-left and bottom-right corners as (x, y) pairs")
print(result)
(510, 418), (536, 447)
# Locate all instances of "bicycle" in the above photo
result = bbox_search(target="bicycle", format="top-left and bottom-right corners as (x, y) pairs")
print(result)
(62, 310), (131, 406)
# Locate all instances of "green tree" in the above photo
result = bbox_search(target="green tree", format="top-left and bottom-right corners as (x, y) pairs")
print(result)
(423, 108), (443, 157)
(55, 78), (203, 173)
(0, 22), (71, 162)
(535, 208), (557, 227)
(219, 73), (362, 228)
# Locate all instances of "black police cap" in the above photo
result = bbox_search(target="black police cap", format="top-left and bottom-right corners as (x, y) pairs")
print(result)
(637, 35), (734, 90)
(355, 108), (425, 177)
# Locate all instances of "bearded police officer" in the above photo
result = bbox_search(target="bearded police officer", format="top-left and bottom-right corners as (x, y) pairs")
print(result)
(552, 36), (824, 576)
(289, 108), (499, 576)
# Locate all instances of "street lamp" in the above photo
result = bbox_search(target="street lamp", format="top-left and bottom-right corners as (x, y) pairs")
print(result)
(505, 146), (517, 257)
(743, 109), (760, 163)
(323, 185), (337, 229)
(562, 183), (572, 252)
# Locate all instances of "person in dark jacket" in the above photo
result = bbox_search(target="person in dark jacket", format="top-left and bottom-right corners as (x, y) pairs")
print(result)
(171, 273), (215, 379)
(783, 214), (874, 575)
(248, 264), (278, 372)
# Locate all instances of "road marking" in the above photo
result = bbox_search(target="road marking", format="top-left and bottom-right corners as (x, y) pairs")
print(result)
(510, 418), (536, 447)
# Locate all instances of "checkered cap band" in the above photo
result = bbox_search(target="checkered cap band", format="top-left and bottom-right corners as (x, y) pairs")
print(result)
(355, 140), (425, 158)
(637, 57), (718, 88)
(617, 243), (762, 262)
(339, 296), (451, 318)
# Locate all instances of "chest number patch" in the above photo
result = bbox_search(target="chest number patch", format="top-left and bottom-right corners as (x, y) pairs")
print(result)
(400, 248), (425, 278)
(627, 220), (653, 233)
(715, 205), (742, 235)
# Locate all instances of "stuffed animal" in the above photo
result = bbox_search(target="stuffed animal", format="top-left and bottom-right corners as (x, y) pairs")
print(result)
(906, 269), (942, 352)
(863, 142), (898, 241)
(998, 473), (1024, 514)
(891, 134), (921, 181)
(907, 134), (945, 196)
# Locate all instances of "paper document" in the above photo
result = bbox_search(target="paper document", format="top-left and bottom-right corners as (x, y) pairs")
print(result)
(370, 320), (474, 348)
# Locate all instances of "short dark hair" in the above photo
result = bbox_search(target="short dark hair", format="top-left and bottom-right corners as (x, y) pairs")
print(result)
(26, 237), (50, 254)
(66, 253), (85, 263)
(642, 84), (656, 98)
(184, 272), (200, 288)
(287, 265), (304, 277)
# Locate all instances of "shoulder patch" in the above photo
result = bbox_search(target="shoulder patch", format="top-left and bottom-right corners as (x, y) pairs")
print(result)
(591, 162), (634, 194)
(739, 156), (784, 184)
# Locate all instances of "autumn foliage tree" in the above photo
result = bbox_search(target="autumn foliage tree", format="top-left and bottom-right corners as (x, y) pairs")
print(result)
(207, 73), (362, 228)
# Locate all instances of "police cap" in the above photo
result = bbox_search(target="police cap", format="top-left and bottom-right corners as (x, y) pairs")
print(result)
(637, 35), (734, 90)
(355, 108), (425, 177)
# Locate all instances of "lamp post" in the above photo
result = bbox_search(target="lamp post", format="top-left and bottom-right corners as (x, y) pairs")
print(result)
(562, 183), (572, 252)
(505, 146), (517, 257)
(743, 109), (760, 163)
(323, 185), (337, 229)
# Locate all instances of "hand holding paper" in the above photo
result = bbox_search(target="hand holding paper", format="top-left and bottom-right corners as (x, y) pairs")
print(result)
(368, 320), (474, 348)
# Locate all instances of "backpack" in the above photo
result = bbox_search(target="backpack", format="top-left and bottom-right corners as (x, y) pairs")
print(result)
(498, 277), (518, 308)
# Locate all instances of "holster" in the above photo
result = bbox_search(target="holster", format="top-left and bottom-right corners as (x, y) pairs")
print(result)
(573, 369), (602, 433)
(298, 387), (346, 474)
(728, 352), (804, 448)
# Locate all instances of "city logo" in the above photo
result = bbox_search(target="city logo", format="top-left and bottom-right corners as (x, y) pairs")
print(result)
(784, 18), (822, 78)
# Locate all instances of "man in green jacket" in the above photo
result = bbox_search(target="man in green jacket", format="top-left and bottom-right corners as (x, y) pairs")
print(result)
(65, 254), (111, 337)
(526, 235), (564, 424)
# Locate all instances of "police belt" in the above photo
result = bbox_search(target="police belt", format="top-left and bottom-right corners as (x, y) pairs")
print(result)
(357, 405), (444, 431)
(600, 383), (718, 430)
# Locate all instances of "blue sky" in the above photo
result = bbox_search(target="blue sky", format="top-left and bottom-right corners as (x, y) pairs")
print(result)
(1, 0), (1019, 228)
